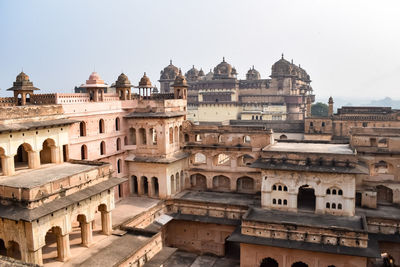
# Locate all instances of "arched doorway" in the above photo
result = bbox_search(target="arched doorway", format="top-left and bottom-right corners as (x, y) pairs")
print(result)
(260, 257), (279, 267)
(79, 121), (86, 136)
(213, 175), (231, 191)
(0, 239), (6, 256)
(7, 241), (21, 260)
(152, 177), (159, 197)
(237, 177), (254, 193)
(292, 262), (308, 267)
(81, 145), (87, 160)
(131, 176), (138, 194)
(190, 173), (207, 190)
(297, 185), (316, 211)
(129, 128), (136, 145)
(40, 139), (56, 164)
(141, 176), (148, 196)
(42, 226), (70, 263)
(170, 175), (175, 194)
(14, 143), (32, 169)
(376, 185), (393, 204)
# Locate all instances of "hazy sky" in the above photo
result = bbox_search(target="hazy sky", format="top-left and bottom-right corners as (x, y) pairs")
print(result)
(1, 0), (399, 101)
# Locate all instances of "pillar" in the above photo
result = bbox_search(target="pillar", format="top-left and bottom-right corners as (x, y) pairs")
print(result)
(100, 89), (104, 102)
(127, 89), (131, 100)
(56, 233), (71, 261)
(50, 146), (61, 163)
(26, 249), (43, 265)
(80, 221), (93, 247)
(2, 156), (15, 176)
(306, 97), (311, 118)
(93, 90), (99, 102)
(315, 195), (324, 214)
(28, 151), (41, 169)
(101, 211), (112, 235)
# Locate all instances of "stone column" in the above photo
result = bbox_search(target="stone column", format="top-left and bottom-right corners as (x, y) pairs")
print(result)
(50, 146), (61, 163)
(137, 177), (143, 196)
(80, 221), (93, 247)
(2, 156), (15, 176)
(127, 89), (131, 100)
(100, 89), (104, 101)
(148, 179), (154, 197)
(26, 249), (43, 265)
(315, 195), (325, 214)
(206, 175), (213, 190)
(101, 211), (112, 235)
(28, 151), (41, 169)
(93, 90), (99, 102)
(288, 192), (298, 212)
(56, 233), (71, 261)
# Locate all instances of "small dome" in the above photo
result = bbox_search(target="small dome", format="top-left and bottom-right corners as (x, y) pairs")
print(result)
(139, 72), (152, 87)
(115, 73), (132, 88)
(204, 69), (214, 81)
(213, 57), (236, 79)
(271, 54), (292, 77)
(246, 66), (260, 80)
(172, 70), (188, 88)
(198, 68), (205, 77)
(16, 72), (30, 82)
(86, 72), (106, 85)
(160, 60), (179, 80)
(328, 96), (334, 104)
(185, 65), (200, 82)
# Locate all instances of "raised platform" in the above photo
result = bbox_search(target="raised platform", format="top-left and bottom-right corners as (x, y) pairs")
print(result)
(264, 142), (354, 155)
(178, 190), (259, 207)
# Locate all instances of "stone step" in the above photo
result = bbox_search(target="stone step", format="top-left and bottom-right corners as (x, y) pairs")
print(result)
(143, 247), (178, 267)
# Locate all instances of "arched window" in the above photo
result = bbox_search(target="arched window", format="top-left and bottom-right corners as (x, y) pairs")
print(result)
(99, 119), (105, 133)
(169, 127), (174, 144)
(216, 153), (230, 166)
(79, 121), (86, 136)
(338, 203), (342, 210)
(280, 134), (288, 140)
(332, 203), (336, 209)
(117, 159), (121, 173)
(278, 199), (282, 205)
(273, 199), (276, 204)
(174, 126), (179, 143)
(292, 262), (308, 267)
(139, 128), (146, 145)
(338, 189), (343, 195)
(278, 185), (282, 191)
(194, 153), (206, 164)
(81, 145), (87, 160)
(284, 186), (288, 191)
(284, 199), (287, 205)
(150, 128), (157, 145)
(184, 134), (189, 142)
(326, 189), (331, 195)
(195, 134), (202, 142)
(100, 141), (106, 155)
(332, 189), (337, 195)
(115, 117), (120, 131)
(116, 138), (121, 151)
(129, 128), (136, 145)
(260, 257), (278, 267)
(326, 202), (330, 208)
(243, 135), (251, 143)
(272, 185), (277, 190)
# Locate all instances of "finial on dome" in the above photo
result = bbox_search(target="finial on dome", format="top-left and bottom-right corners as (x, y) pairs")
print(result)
(144, 72), (146, 76)
(281, 53), (284, 59)
(291, 59), (293, 64)
(299, 64), (301, 68)
(252, 65), (254, 70)
(192, 65), (195, 68)
(223, 57), (225, 62)
(170, 59), (172, 65)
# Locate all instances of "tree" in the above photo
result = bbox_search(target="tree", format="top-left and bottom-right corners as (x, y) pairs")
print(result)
(311, 102), (329, 117)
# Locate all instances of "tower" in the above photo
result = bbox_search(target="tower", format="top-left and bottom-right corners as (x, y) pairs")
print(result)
(137, 73), (153, 99)
(159, 60), (179, 93)
(328, 96), (334, 116)
(7, 72), (40, 106)
(81, 72), (108, 102)
(171, 70), (188, 100)
(114, 73), (133, 100)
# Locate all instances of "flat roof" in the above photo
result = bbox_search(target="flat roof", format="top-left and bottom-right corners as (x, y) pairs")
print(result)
(178, 190), (259, 207)
(0, 163), (100, 189)
(0, 118), (78, 133)
(245, 207), (365, 231)
(264, 142), (354, 155)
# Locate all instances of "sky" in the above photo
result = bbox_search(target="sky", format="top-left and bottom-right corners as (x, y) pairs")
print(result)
(0, 0), (399, 102)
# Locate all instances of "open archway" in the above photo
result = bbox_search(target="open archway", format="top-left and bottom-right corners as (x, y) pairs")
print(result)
(292, 262), (308, 267)
(141, 176), (149, 195)
(237, 177), (254, 193)
(260, 257), (279, 267)
(152, 177), (159, 197)
(40, 138), (56, 164)
(81, 145), (87, 160)
(376, 185), (393, 204)
(7, 240), (21, 260)
(14, 143), (33, 169)
(131, 176), (138, 194)
(297, 185), (316, 211)
(190, 173), (207, 190)
(213, 175), (231, 191)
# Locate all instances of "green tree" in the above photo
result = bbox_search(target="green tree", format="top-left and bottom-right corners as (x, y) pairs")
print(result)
(311, 102), (329, 117)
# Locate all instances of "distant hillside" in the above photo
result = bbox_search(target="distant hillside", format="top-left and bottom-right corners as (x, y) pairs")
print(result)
(365, 97), (400, 108)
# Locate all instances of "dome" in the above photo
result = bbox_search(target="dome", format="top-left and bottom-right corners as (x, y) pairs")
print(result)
(172, 70), (188, 88)
(7, 71), (40, 91)
(213, 57), (236, 79)
(246, 66), (260, 80)
(84, 72), (107, 87)
(138, 72), (152, 87)
(115, 73), (132, 88)
(160, 60), (179, 80)
(271, 54), (292, 77)
(185, 65), (200, 82)
(204, 69), (214, 81)
(16, 72), (30, 82)
(328, 96), (334, 104)
(198, 68), (205, 77)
